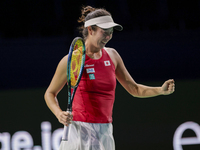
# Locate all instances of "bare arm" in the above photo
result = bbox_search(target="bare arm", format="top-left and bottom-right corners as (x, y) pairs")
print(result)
(107, 48), (175, 98)
(44, 55), (72, 126)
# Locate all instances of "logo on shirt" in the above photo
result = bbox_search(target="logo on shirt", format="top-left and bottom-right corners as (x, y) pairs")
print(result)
(84, 64), (94, 67)
(104, 60), (111, 66)
(86, 68), (95, 73)
(89, 74), (95, 80)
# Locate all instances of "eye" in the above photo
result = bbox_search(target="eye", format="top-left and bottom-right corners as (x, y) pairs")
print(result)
(103, 30), (113, 36)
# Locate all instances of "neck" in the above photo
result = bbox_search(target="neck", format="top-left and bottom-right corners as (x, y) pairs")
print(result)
(85, 40), (102, 59)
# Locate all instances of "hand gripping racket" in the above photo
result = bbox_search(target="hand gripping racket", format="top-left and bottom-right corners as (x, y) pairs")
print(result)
(62, 37), (86, 141)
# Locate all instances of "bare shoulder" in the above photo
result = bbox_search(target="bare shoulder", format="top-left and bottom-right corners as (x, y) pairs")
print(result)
(56, 55), (68, 73)
(59, 55), (68, 65)
(104, 47), (118, 55)
(104, 47), (121, 60)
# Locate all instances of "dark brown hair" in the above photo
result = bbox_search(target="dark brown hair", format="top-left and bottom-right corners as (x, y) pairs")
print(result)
(78, 6), (111, 40)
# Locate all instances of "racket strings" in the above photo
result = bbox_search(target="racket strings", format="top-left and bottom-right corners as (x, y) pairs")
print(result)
(70, 44), (84, 87)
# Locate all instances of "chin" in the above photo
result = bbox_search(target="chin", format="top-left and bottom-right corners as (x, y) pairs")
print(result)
(100, 44), (106, 49)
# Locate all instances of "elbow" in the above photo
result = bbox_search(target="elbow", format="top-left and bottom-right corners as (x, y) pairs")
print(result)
(44, 89), (57, 103)
(44, 91), (47, 101)
(127, 84), (140, 97)
(44, 90), (49, 103)
(128, 84), (146, 98)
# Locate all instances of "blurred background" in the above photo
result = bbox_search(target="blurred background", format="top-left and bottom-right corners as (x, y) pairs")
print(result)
(0, 0), (200, 150)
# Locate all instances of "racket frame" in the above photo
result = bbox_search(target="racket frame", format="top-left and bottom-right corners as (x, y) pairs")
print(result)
(62, 37), (85, 141)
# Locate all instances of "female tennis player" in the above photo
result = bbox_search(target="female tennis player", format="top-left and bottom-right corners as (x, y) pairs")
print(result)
(44, 6), (175, 150)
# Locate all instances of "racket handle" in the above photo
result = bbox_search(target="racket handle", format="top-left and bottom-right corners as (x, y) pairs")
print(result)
(62, 110), (71, 141)
(62, 125), (69, 141)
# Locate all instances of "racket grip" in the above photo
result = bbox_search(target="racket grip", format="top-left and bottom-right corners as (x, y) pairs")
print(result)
(62, 110), (71, 141)
(62, 125), (69, 141)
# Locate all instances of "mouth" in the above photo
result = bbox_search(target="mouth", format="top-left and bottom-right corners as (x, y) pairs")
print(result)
(101, 41), (107, 45)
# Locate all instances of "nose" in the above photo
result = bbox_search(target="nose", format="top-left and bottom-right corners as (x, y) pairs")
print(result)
(105, 35), (110, 40)
(105, 34), (112, 40)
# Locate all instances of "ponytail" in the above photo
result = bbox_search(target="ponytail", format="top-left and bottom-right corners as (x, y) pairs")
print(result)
(78, 6), (96, 23)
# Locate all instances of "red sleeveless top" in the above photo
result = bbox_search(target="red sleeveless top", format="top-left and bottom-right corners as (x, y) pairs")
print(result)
(72, 48), (116, 123)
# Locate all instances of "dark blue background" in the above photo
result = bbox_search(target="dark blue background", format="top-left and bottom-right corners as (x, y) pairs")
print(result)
(1, 0), (200, 89)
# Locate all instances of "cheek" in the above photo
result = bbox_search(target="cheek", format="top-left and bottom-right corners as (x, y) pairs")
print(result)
(97, 35), (104, 42)
(109, 34), (112, 40)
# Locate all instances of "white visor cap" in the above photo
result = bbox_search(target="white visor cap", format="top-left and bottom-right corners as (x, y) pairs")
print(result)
(84, 16), (123, 31)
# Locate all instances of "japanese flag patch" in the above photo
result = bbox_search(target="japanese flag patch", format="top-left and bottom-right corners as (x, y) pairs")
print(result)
(104, 60), (111, 66)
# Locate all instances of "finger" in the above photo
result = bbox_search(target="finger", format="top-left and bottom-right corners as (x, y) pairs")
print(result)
(63, 111), (70, 116)
(61, 114), (70, 121)
(169, 83), (175, 87)
(62, 112), (73, 119)
(166, 79), (173, 84)
(66, 111), (72, 115)
(60, 117), (67, 124)
(171, 84), (175, 90)
(66, 113), (73, 119)
(65, 120), (71, 126)
(67, 116), (73, 121)
(60, 118), (70, 126)
(169, 79), (175, 83)
(60, 114), (67, 121)
(62, 115), (73, 124)
(66, 120), (72, 125)
(69, 114), (73, 119)
(168, 84), (174, 90)
(169, 86), (175, 93)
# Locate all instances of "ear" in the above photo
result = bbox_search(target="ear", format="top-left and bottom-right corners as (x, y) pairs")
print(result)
(87, 26), (93, 35)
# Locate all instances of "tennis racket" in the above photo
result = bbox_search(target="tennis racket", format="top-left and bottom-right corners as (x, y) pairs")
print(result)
(62, 37), (86, 141)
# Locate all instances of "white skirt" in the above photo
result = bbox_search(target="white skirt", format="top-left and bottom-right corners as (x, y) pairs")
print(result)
(59, 121), (115, 150)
